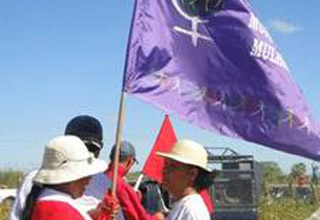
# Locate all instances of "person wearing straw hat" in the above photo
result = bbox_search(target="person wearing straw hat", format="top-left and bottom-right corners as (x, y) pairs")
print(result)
(156, 139), (213, 220)
(20, 135), (119, 220)
(9, 115), (106, 220)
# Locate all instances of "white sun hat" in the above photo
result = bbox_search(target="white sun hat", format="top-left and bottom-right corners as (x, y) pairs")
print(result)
(34, 135), (107, 185)
(156, 139), (210, 172)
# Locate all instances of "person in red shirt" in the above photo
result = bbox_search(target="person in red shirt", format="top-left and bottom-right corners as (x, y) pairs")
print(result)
(9, 115), (106, 220)
(20, 135), (119, 220)
(106, 141), (164, 220)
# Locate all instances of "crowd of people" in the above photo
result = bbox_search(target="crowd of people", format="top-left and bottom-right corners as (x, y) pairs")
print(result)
(8, 115), (215, 220)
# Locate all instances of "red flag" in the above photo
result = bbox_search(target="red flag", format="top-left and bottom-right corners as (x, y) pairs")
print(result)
(142, 115), (177, 183)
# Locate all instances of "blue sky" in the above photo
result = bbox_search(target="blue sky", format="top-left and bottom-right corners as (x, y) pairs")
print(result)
(0, 0), (319, 174)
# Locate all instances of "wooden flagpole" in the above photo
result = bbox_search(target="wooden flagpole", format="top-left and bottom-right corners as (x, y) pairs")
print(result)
(111, 90), (126, 196)
(111, 0), (138, 196)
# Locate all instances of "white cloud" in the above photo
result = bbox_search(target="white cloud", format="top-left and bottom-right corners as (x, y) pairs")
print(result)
(269, 19), (300, 34)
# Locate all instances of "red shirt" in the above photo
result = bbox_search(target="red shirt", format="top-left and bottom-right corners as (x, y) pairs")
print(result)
(106, 164), (160, 220)
(32, 201), (85, 220)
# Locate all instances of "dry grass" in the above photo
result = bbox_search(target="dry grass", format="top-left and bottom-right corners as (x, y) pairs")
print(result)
(0, 202), (11, 220)
(0, 170), (319, 220)
(259, 198), (318, 220)
(0, 198), (318, 220)
(0, 170), (23, 188)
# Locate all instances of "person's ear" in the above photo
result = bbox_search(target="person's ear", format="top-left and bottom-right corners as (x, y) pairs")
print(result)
(125, 157), (134, 169)
(189, 167), (198, 182)
(129, 157), (135, 167)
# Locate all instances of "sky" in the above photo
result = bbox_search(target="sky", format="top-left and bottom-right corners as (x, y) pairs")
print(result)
(0, 0), (319, 174)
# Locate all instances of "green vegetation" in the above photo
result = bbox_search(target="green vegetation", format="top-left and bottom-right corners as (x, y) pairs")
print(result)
(258, 162), (320, 220)
(259, 198), (318, 220)
(1, 162), (320, 220)
(0, 169), (24, 188)
(260, 161), (286, 184)
(126, 171), (141, 183)
(0, 169), (24, 220)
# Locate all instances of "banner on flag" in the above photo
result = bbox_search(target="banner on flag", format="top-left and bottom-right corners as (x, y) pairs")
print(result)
(124, 0), (320, 161)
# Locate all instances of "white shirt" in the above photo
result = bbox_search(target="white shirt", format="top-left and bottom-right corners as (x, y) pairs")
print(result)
(166, 194), (210, 220)
(8, 170), (37, 220)
(76, 172), (126, 220)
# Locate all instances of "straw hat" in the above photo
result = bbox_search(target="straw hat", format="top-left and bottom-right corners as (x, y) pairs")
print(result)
(156, 139), (210, 172)
(34, 135), (107, 185)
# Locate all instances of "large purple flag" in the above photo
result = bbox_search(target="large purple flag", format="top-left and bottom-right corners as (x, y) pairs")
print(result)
(123, 0), (320, 161)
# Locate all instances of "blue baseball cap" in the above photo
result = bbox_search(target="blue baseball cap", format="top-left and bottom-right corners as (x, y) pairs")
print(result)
(110, 140), (138, 163)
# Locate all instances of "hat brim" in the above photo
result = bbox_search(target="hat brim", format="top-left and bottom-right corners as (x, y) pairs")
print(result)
(83, 139), (103, 150)
(34, 157), (107, 185)
(156, 152), (211, 172)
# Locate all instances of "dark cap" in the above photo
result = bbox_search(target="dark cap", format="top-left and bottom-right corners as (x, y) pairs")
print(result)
(64, 115), (103, 150)
(110, 140), (138, 163)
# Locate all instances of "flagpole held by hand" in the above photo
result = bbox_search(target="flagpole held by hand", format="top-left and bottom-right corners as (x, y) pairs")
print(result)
(112, 0), (138, 198)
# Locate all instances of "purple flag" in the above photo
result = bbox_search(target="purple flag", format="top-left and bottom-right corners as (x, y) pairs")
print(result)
(124, 0), (320, 161)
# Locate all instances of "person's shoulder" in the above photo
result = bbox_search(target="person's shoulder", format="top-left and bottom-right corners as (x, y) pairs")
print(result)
(180, 195), (210, 219)
(35, 200), (78, 212)
(183, 194), (204, 204)
(188, 195), (208, 210)
(32, 201), (84, 220)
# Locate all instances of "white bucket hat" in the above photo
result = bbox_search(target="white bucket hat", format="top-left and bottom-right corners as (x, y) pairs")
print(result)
(156, 139), (210, 172)
(34, 135), (107, 185)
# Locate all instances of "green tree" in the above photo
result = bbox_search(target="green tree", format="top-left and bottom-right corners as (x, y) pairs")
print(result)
(260, 162), (284, 184)
(291, 163), (306, 178)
